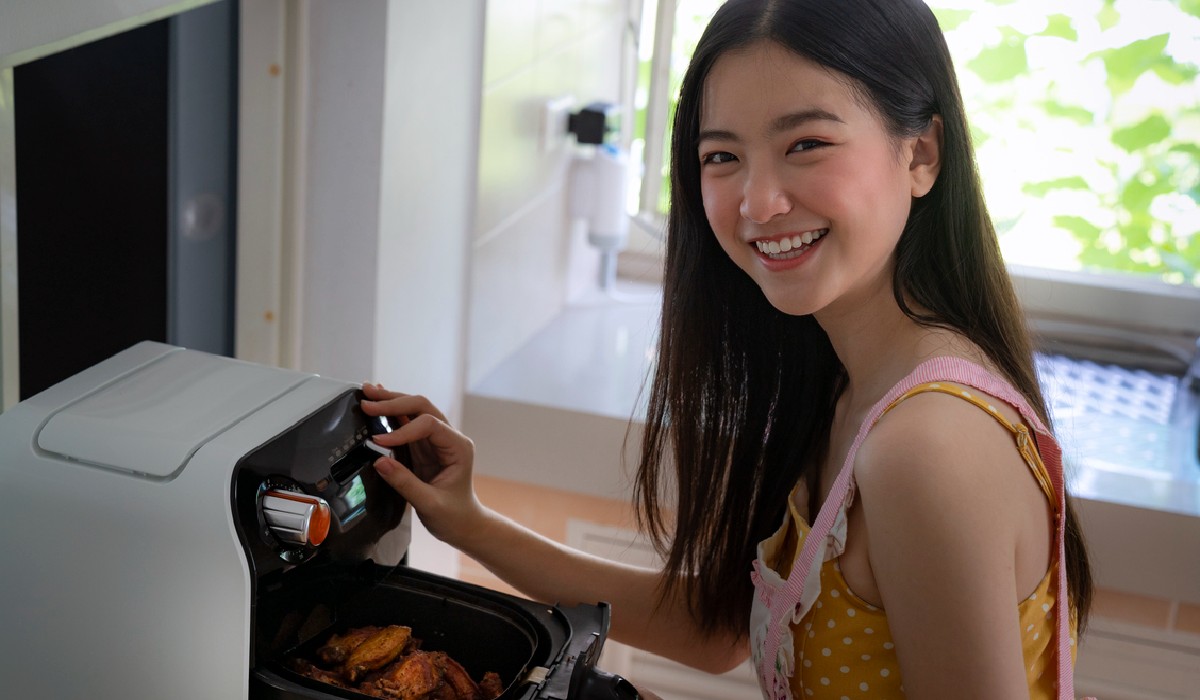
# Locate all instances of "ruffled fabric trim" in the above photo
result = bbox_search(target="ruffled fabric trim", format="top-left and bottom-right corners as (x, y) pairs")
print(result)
(750, 479), (856, 698)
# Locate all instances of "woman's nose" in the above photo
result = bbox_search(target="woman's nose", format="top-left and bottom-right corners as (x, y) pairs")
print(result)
(739, 165), (793, 224)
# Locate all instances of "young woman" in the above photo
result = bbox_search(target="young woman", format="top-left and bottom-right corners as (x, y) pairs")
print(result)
(362, 0), (1093, 697)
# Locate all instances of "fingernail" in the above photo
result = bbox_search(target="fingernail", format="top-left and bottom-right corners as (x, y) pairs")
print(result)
(364, 441), (393, 459)
(373, 459), (394, 475)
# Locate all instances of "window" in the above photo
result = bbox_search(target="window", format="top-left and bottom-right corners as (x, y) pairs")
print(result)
(629, 0), (1200, 369)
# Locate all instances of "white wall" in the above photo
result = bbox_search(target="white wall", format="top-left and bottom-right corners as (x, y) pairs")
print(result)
(467, 0), (634, 387)
(290, 1), (388, 385)
(374, 0), (483, 422)
(271, 0), (484, 424)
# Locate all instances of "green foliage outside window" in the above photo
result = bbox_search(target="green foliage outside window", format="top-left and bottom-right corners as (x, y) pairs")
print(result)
(935, 0), (1199, 286)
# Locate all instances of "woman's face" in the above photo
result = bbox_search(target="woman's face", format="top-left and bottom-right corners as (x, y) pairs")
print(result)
(698, 40), (937, 320)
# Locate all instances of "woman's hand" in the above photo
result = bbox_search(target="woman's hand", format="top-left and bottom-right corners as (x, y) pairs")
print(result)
(359, 383), (485, 547)
(359, 391), (747, 674)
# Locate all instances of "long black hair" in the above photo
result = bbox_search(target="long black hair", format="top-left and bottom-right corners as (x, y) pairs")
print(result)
(633, 0), (1092, 639)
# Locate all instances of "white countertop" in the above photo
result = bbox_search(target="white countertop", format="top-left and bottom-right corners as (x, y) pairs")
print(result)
(470, 284), (661, 423)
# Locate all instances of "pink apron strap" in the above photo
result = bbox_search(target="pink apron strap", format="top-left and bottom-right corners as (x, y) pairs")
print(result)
(756, 357), (1079, 699)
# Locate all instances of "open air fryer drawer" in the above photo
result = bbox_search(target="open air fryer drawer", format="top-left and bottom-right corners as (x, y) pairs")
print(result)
(251, 563), (635, 700)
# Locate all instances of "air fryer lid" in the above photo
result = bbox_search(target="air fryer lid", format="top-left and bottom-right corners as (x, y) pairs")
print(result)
(37, 350), (306, 478)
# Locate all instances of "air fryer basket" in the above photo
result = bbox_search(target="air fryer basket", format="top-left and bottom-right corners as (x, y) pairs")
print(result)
(250, 563), (559, 700)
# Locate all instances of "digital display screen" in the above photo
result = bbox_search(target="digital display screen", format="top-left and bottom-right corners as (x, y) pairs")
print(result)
(341, 474), (367, 523)
(328, 442), (381, 527)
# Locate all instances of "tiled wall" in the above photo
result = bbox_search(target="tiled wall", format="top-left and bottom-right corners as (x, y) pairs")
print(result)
(467, 0), (632, 388)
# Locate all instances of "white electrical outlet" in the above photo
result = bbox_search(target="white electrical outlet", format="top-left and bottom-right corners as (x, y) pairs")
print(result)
(540, 95), (575, 153)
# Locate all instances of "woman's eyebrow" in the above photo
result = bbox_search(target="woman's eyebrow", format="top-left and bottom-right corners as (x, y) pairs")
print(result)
(770, 108), (845, 134)
(697, 128), (736, 145)
(697, 108), (846, 145)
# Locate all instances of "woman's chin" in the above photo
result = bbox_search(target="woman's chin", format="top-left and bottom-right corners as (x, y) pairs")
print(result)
(759, 290), (821, 318)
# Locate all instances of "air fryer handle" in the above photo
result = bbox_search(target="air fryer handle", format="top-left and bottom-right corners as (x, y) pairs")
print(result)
(575, 667), (641, 700)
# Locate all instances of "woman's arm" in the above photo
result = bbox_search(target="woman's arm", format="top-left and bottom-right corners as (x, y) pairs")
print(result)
(360, 384), (749, 674)
(853, 392), (1052, 699)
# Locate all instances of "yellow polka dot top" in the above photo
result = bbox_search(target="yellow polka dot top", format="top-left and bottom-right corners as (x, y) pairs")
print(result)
(768, 382), (1077, 699)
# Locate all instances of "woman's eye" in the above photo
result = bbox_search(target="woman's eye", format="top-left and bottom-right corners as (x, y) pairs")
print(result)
(701, 151), (736, 165)
(789, 139), (827, 153)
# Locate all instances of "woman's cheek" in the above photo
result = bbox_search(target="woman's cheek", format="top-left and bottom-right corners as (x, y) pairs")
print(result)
(701, 180), (736, 242)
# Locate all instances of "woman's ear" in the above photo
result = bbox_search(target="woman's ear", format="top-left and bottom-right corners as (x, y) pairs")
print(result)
(909, 114), (943, 198)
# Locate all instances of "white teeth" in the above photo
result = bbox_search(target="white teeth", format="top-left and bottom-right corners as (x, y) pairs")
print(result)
(754, 230), (826, 258)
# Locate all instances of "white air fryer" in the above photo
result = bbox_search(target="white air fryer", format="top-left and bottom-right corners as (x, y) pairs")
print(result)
(0, 342), (636, 700)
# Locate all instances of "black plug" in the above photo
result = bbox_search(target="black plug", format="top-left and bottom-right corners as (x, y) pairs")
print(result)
(568, 102), (621, 145)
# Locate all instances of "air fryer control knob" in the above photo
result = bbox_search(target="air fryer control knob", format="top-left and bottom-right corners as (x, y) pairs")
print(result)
(261, 490), (332, 547)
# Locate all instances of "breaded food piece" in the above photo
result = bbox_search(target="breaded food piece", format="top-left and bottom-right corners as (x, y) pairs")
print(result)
(378, 649), (444, 699)
(479, 672), (504, 700)
(433, 651), (482, 700)
(317, 625), (382, 665)
(344, 625), (414, 682)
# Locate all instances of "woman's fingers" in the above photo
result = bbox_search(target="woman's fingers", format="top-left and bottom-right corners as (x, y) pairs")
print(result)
(359, 383), (479, 544)
(360, 382), (400, 400)
(371, 456), (434, 509)
(372, 412), (470, 456)
(360, 384), (449, 424)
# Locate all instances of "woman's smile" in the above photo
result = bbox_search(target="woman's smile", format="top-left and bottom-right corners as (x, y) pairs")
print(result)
(753, 228), (828, 259)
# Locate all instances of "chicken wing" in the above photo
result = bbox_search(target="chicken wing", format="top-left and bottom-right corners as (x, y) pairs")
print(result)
(433, 651), (482, 700)
(317, 625), (382, 665)
(291, 623), (503, 700)
(344, 625), (414, 682)
(372, 650), (444, 699)
(479, 672), (503, 700)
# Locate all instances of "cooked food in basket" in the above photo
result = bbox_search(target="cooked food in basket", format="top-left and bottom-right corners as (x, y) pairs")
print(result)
(290, 624), (505, 700)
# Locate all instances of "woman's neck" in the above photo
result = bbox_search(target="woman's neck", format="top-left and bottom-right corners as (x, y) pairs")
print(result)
(817, 290), (982, 413)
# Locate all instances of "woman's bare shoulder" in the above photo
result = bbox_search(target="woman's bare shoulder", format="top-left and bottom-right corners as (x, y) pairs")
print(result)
(851, 387), (1028, 516)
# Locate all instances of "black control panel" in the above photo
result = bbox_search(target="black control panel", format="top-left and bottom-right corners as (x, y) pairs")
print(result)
(231, 389), (410, 580)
